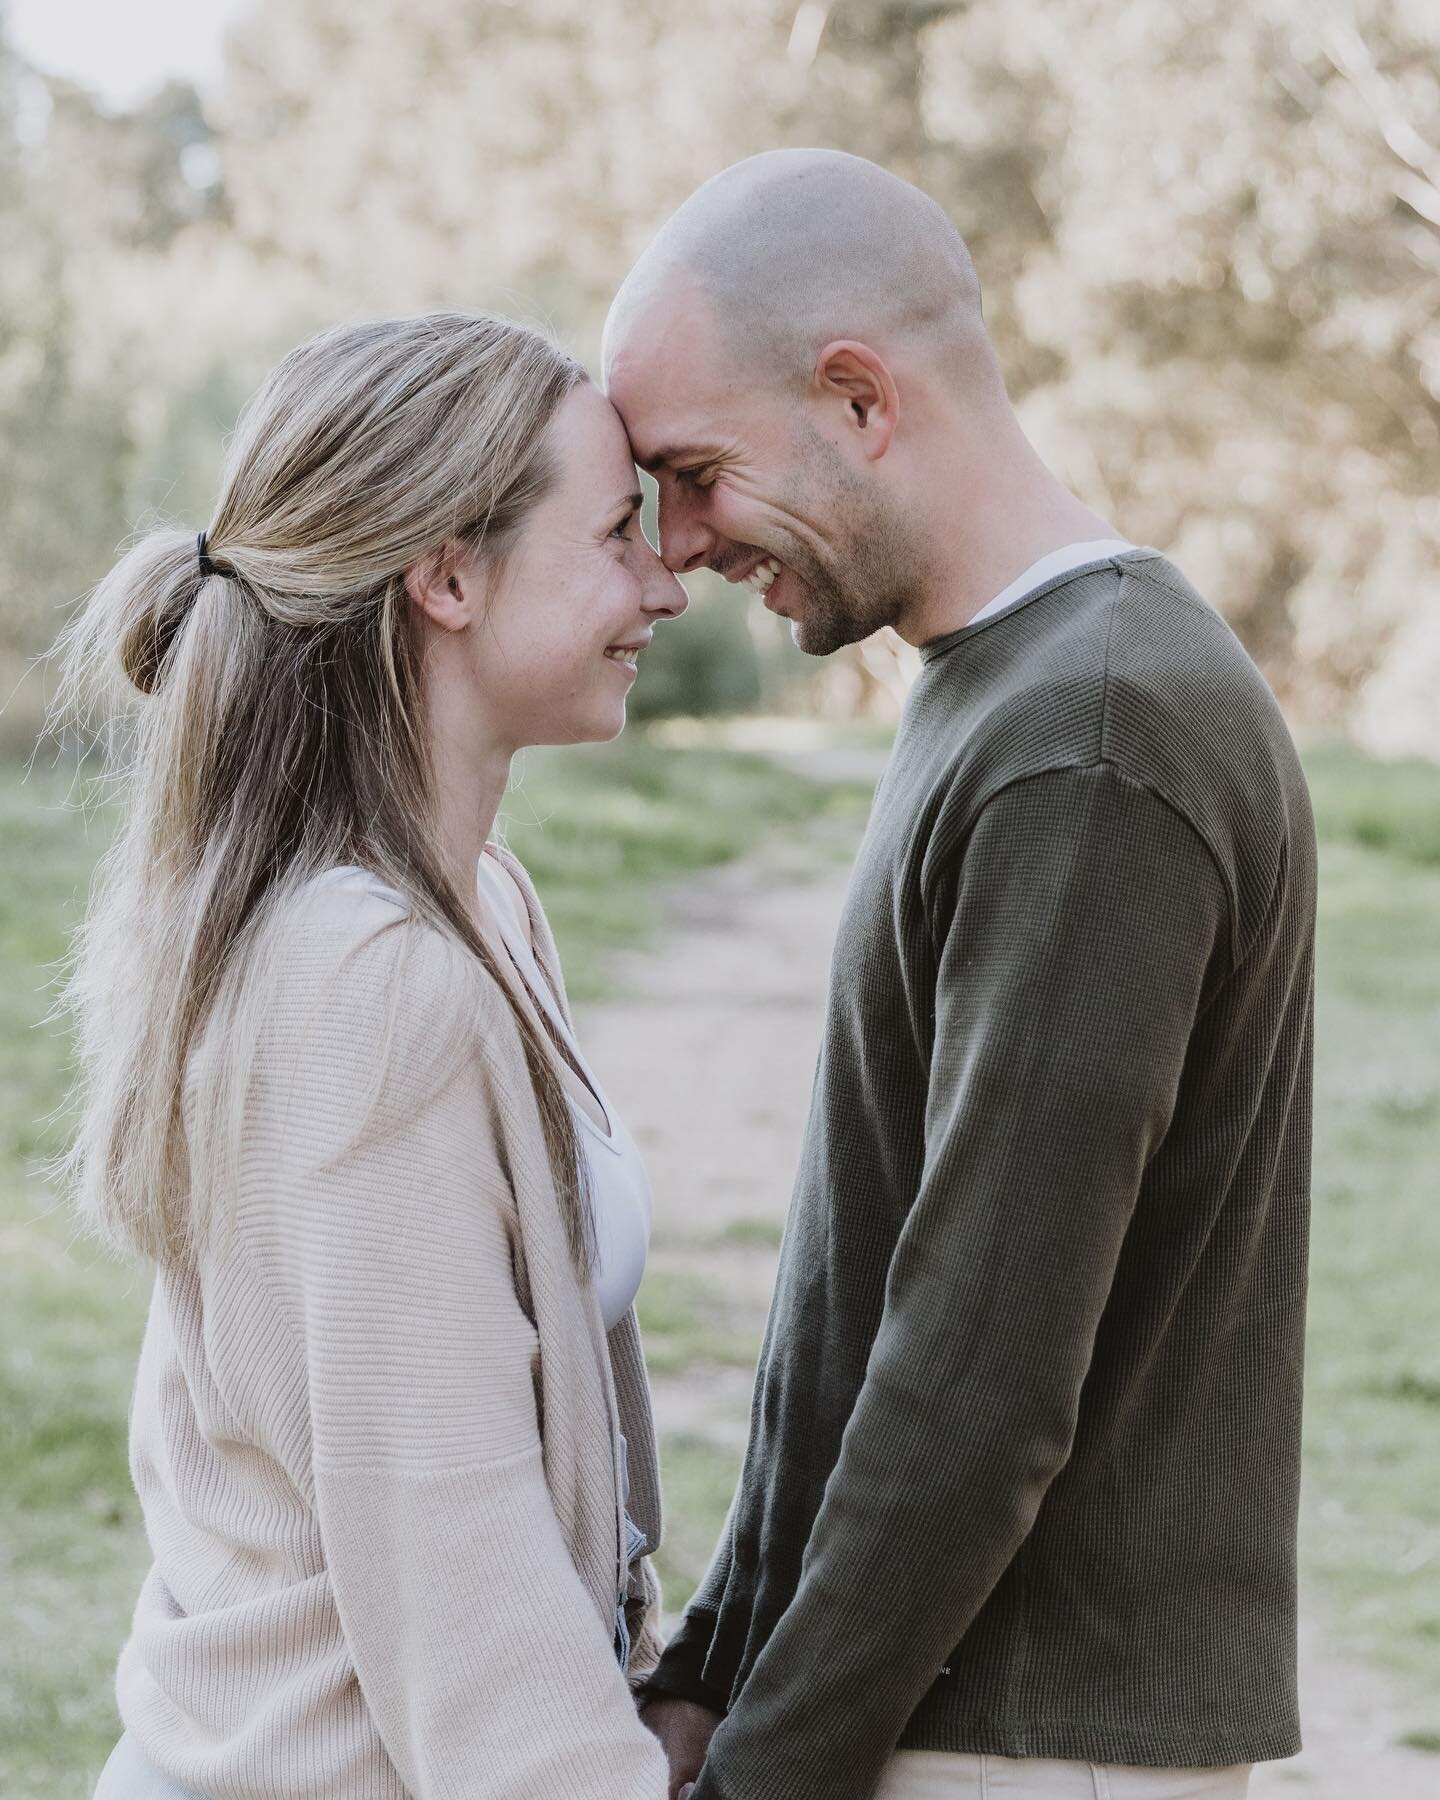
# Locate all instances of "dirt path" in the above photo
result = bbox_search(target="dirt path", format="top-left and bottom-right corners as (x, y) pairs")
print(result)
(576, 771), (1437, 1799)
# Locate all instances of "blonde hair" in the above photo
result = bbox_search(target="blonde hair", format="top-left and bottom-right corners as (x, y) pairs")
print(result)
(53, 312), (591, 1267)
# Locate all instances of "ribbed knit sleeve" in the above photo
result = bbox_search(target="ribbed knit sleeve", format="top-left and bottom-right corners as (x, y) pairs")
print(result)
(693, 763), (1230, 1800)
(237, 892), (669, 1799)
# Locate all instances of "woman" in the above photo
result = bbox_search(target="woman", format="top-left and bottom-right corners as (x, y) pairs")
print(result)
(63, 313), (688, 1798)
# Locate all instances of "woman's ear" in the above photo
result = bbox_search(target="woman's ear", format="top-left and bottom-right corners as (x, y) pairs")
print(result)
(813, 340), (899, 461)
(404, 541), (480, 632)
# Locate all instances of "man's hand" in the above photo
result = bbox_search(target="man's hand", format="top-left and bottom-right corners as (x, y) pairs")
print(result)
(639, 1694), (723, 1800)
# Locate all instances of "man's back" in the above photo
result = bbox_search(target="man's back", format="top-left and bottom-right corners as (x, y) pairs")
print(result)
(647, 547), (1315, 1800)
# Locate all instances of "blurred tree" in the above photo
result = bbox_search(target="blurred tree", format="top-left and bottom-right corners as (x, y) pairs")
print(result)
(0, 36), (133, 720)
(2, 0), (1436, 747)
(0, 23), (316, 747)
(952, 0), (1440, 736)
(216, 0), (792, 327)
(627, 587), (763, 722)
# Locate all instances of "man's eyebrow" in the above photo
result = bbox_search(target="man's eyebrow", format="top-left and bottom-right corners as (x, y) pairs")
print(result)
(637, 447), (702, 474)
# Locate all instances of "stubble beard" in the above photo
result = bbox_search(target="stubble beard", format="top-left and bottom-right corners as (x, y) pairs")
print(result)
(782, 508), (914, 658)
(773, 432), (916, 658)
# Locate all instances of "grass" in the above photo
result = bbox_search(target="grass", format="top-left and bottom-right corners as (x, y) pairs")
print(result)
(634, 1266), (761, 1379)
(1304, 740), (1440, 869)
(648, 1434), (744, 1614)
(1299, 769), (1440, 1704)
(499, 735), (868, 997)
(713, 1216), (786, 1250)
(1, 732), (1439, 1788)
(0, 764), (154, 1797)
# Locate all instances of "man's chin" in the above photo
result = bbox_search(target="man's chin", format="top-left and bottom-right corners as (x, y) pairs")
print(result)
(790, 609), (871, 659)
(772, 568), (890, 657)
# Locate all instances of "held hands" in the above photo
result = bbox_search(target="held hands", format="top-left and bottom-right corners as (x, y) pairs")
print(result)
(639, 1695), (722, 1800)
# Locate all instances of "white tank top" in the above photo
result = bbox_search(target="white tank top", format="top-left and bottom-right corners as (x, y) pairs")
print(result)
(475, 855), (652, 1330)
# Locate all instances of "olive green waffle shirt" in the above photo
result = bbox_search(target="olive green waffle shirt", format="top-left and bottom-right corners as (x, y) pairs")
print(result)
(647, 549), (1316, 1799)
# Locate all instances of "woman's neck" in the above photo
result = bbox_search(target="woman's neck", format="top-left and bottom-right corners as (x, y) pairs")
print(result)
(426, 696), (514, 909)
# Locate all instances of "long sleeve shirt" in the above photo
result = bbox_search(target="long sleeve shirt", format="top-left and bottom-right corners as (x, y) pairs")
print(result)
(643, 547), (1316, 1799)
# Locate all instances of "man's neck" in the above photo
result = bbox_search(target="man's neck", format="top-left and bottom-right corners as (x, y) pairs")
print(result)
(893, 441), (1119, 647)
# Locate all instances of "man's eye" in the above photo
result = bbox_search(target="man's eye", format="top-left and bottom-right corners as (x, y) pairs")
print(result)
(678, 466), (716, 488)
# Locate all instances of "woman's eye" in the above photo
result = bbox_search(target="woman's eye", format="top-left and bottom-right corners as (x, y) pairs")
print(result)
(610, 513), (638, 540)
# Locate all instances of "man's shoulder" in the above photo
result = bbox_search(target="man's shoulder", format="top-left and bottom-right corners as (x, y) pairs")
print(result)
(1099, 558), (1314, 902)
(1101, 553), (1287, 755)
(926, 552), (1289, 784)
(914, 552), (1315, 943)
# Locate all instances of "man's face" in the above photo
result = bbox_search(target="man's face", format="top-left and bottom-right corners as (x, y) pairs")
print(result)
(604, 288), (911, 656)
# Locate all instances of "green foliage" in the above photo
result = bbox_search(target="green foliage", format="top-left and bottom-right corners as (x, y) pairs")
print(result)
(625, 586), (762, 723)
(0, 47), (231, 667)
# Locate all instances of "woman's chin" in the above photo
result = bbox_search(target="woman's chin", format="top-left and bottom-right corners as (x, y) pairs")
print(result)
(529, 702), (630, 749)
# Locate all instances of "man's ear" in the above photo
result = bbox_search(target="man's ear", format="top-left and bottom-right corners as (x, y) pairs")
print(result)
(813, 340), (898, 461)
(404, 540), (480, 633)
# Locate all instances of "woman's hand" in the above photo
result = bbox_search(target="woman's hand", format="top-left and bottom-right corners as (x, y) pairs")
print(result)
(640, 1695), (722, 1800)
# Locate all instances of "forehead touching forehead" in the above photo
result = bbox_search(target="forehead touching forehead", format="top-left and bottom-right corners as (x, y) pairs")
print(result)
(604, 276), (779, 473)
(555, 379), (632, 469)
(538, 380), (643, 516)
(603, 147), (994, 470)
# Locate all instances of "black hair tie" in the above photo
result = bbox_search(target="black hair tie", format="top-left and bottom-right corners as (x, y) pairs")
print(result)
(196, 531), (216, 580)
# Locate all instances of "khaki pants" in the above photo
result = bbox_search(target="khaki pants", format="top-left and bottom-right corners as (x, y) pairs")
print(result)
(875, 1751), (1252, 1799)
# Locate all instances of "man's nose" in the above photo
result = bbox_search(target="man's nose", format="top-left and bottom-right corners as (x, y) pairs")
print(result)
(643, 558), (689, 620)
(658, 486), (715, 575)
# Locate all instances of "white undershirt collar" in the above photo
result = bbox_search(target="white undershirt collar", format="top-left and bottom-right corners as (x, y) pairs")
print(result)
(966, 539), (1135, 629)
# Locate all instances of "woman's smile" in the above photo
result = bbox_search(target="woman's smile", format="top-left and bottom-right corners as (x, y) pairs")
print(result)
(603, 634), (650, 674)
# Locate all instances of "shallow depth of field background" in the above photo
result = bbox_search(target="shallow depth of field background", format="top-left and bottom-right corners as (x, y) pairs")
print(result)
(0, 1), (1437, 1794)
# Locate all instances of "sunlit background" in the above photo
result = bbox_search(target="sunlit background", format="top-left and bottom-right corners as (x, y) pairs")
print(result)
(2, 0), (1437, 747)
(1, 3), (1437, 1795)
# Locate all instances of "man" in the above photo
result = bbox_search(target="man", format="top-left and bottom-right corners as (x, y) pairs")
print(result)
(603, 150), (1315, 1800)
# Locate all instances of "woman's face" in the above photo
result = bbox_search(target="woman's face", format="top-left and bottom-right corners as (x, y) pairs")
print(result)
(463, 382), (687, 750)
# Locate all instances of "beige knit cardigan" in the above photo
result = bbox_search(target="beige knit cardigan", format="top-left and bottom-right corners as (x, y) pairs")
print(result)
(116, 858), (671, 1798)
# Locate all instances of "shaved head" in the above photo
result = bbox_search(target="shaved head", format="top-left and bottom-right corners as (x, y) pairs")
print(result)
(603, 151), (1027, 658)
(604, 148), (994, 391)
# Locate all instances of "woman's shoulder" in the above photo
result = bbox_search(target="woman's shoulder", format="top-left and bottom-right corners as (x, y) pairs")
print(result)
(273, 867), (464, 1003)
(192, 870), (525, 1190)
(247, 868), (511, 1086)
